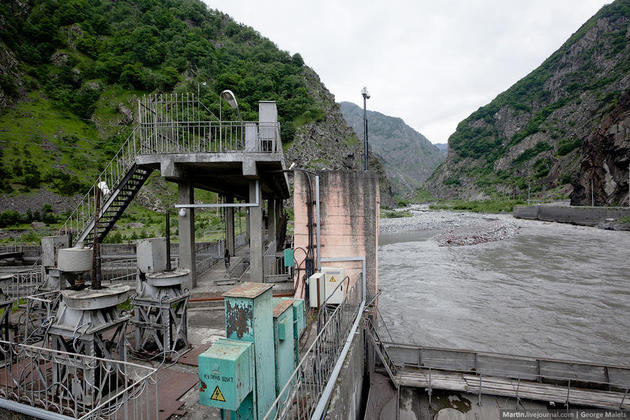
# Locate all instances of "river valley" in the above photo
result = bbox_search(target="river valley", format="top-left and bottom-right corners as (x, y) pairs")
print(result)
(378, 206), (630, 365)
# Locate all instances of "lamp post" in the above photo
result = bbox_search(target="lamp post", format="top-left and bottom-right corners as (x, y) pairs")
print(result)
(361, 87), (370, 171)
(219, 89), (240, 121)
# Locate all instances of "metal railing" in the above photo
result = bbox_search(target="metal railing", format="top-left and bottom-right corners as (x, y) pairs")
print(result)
(386, 343), (630, 408)
(138, 94), (282, 155)
(0, 244), (24, 254)
(264, 277), (364, 419)
(235, 232), (247, 249)
(58, 125), (141, 244)
(195, 239), (224, 275)
(101, 258), (138, 284)
(0, 340), (158, 419)
(2, 269), (43, 300)
(264, 252), (292, 283)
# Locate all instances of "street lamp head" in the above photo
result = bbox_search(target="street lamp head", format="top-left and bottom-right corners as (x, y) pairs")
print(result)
(361, 86), (370, 99)
(220, 89), (239, 110)
(288, 162), (297, 170)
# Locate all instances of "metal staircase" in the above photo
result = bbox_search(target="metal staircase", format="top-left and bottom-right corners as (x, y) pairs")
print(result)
(83, 164), (152, 246)
(59, 126), (147, 247)
(59, 93), (284, 248)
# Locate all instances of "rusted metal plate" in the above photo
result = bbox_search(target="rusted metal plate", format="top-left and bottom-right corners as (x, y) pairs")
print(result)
(225, 299), (253, 340)
(178, 343), (212, 367)
(222, 282), (273, 299)
(153, 368), (199, 420)
(273, 299), (293, 318)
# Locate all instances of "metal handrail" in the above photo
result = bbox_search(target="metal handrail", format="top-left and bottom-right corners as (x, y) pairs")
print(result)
(264, 277), (364, 419)
(0, 340), (158, 419)
(58, 125), (141, 244)
(385, 342), (630, 391)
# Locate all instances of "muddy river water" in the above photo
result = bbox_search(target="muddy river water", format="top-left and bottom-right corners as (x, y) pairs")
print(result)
(378, 207), (630, 365)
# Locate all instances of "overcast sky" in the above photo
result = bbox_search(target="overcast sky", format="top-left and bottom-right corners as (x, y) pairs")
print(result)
(205, 1), (610, 144)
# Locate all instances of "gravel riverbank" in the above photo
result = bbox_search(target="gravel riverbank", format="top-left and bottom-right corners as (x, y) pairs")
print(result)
(380, 204), (519, 246)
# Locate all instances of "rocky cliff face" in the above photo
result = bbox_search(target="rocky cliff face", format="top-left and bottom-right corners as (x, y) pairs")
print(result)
(339, 102), (444, 196)
(285, 69), (395, 207)
(572, 90), (630, 206)
(427, 0), (630, 201)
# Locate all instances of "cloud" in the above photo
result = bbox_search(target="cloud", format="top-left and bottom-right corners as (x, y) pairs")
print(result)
(204, 0), (610, 143)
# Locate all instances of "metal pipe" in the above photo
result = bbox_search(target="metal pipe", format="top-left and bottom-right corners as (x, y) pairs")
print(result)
(0, 399), (75, 420)
(175, 181), (259, 208)
(166, 211), (171, 271)
(363, 91), (368, 171)
(315, 175), (321, 271)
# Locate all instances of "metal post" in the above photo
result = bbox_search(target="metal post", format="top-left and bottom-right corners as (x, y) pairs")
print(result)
(528, 182), (531, 205)
(315, 175), (321, 271)
(591, 177), (595, 206)
(478, 374), (482, 406)
(166, 211), (171, 271)
(93, 188), (102, 290)
(362, 87), (370, 171)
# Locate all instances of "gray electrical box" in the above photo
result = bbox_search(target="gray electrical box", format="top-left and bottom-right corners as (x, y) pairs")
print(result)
(137, 238), (167, 273)
(41, 235), (70, 268)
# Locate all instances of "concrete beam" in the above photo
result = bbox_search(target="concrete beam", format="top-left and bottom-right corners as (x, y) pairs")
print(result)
(177, 181), (196, 288)
(242, 159), (257, 177)
(249, 181), (264, 282)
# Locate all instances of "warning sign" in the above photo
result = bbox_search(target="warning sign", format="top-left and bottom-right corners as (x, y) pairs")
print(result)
(211, 386), (226, 402)
(329, 276), (336, 282)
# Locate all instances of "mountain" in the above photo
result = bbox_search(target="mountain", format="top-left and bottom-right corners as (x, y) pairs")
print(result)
(434, 143), (448, 156)
(0, 0), (394, 214)
(340, 102), (444, 196)
(426, 0), (630, 206)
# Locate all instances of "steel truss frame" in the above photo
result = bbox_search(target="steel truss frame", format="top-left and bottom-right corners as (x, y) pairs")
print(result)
(131, 293), (189, 356)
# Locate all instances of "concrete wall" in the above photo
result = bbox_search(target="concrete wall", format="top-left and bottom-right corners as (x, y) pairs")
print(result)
(325, 329), (365, 420)
(514, 205), (630, 227)
(17, 235), (246, 260)
(293, 170), (380, 300)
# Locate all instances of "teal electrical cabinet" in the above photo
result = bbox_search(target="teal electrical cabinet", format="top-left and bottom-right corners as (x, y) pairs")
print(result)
(198, 339), (254, 414)
(224, 282), (276, 420)
(275, 297), (306, 369)
(273, 300), (295, 399)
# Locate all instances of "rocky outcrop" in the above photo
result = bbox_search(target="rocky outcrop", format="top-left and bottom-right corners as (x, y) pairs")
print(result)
(0, 42), (22, 109)
(339, 102), (444, 196)
(571, 90), (630, 206)
(285, 67), (395, 207)
(426, 0), (630, 201)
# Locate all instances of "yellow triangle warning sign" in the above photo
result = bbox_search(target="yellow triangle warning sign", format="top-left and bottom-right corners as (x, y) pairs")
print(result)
(211, 386), (226, 402)
(329, 276), (336, 282)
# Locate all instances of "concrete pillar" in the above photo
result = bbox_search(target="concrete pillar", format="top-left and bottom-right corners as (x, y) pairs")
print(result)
(178, 181), (196, 288)
(268, 199), (277, 249)
(249, 181), (264, 282)
(225, 196), (235, 257)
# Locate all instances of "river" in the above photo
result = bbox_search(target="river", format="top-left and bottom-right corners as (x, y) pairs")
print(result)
(378, 206), (630, 365)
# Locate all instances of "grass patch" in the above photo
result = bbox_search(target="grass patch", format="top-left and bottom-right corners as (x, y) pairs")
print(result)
(430, 199), (526, 213)
(380, 209), (412, 218)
